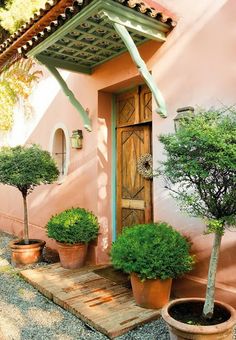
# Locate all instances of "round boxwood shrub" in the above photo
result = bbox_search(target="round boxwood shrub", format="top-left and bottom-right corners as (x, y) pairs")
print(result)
(111, 223), (194, 281)
(47, 208), (99, 244)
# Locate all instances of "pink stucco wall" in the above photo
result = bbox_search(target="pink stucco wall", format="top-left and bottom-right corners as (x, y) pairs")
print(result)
(0, 0), (236, 305)
(153, 0), (236, 306)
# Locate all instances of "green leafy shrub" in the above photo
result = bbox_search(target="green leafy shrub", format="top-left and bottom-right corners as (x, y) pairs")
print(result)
(47, 208), (99, 244)
(111, 223), (194, 281)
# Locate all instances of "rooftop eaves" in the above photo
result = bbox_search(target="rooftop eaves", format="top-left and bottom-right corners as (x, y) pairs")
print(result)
(0, 0), (176, 71)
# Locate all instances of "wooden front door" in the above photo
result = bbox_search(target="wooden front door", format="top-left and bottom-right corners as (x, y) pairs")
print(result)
(116, 86), (152, 234)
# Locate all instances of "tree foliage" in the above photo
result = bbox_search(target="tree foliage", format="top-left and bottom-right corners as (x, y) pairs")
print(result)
(0, 0), (10, 10)
(111, 223), (194, 281)
(0, 0), (47, 33)
(0, 58), (42, 131)
(0, 25), (8, 43)
(0, 144), (59, 243)
(159, 108), (236, 318)
(47, 208), (99, 244)
(0, 144), (59, 196)
(159, 109), (236, 233)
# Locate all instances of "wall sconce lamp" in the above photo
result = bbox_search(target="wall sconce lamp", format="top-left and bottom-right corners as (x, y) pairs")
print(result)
(70, 130), (83, 149)
(174, 106), (195, 131)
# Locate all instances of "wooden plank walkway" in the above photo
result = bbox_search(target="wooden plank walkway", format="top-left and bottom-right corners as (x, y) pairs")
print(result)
(20, 263), (161, 339)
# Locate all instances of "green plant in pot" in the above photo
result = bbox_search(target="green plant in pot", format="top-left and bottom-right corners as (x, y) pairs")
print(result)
(111, 222), (194, 309)
(159, 108), (236, 339)
(47, 207), (99, 269)
(0, 144), (59, 266)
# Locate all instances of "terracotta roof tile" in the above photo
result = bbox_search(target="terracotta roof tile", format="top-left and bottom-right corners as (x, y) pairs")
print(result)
(119, 0), (176, 23)
(0, 0), (176, 70)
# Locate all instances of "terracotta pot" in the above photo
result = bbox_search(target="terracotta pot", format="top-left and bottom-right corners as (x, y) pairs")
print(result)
(57, 242), (88, 269)
(10, 239), (46, 267)
(162, 298), (236, 340)
(130, 273), (172, 309)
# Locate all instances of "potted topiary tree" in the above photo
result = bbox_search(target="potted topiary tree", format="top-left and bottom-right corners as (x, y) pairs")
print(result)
(46, 207), (99, 269)
(0, 144), (59, 266)
(159, 108), (236, 339)
(111, 222), (194, 309)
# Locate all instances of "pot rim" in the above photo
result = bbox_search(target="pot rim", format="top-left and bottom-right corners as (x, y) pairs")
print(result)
(9, 239), (46, 249)
(56, 241), (87, 247)
(162, 297), (236, 334)
(131, 272), (172, 282)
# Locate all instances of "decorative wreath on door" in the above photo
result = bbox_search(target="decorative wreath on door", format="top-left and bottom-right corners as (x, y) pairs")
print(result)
(137, 153), (153, 179)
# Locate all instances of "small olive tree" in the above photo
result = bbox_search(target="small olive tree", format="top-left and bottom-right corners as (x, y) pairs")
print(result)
(0, 144), (59, 244)
(158, 108), (236, 319)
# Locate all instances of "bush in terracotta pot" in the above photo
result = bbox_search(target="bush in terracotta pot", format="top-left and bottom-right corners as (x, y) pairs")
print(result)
(47, 207), (99, 269)
(0, 144), (59, 266)
(111, 222), (194, 309)
(159, 108), (236, 339)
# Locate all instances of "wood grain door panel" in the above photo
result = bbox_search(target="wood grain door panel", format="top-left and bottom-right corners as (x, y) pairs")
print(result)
(116, 86), (153, 234)
(121, 209), (145, 229)
(116, 89), (139, 128)
(140, 85), (152, 123)
(116, 86), (152, 127)
(117, 125), (152, 234)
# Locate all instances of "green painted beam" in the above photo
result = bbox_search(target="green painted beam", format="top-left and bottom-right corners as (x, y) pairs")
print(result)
(103, 0), (170, 34)
(27, 0), (169, 59)
(55, 35), (117, 57)
(113, 22), (167, 118)
(41, 48), (94, 66)
(36, 55), (92, 74)
(27, 0), (104, 57)
(69, 27), (124, 48)
(90, 38), (147, 69)
(102, 8), (166, 42)
(36, 56), (92, 131)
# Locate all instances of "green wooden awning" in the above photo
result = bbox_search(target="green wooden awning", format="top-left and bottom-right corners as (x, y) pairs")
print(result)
(28, 0), (172, 74)
(23, 0), (176, 130)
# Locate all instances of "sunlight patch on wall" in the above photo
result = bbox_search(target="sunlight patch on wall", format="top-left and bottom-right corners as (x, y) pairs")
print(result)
(2, 69), (70, 147)
(99, 216), (109, 251)
(98, 173), (108, 200)
(30, 187), (53, 210)
(98, 118), (108, 163)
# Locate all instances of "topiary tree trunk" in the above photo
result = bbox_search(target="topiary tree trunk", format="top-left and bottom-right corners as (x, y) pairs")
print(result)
(22, 190), (29, 244)
(203, 231), (222, 318)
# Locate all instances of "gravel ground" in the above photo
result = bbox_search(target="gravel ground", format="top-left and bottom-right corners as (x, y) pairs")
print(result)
(0, 231), (170, 340)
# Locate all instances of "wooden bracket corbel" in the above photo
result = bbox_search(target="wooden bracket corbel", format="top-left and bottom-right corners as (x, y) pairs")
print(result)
(113, 22), (167, 118)
(35, 56), (92, 131)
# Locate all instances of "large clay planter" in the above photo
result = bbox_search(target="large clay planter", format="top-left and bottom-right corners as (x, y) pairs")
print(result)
(162, 298), (236, 340)
(10, 239), (46, 267)
(57, 242), (88, 269)
(130, 273), (172, 309)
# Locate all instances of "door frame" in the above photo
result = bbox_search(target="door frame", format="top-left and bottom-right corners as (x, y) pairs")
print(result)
(111, 88), (153, 241)
(111, 94), (117, 241)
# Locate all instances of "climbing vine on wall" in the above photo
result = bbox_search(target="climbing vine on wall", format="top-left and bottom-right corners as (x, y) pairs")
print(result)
(0, 58), (42, 131)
